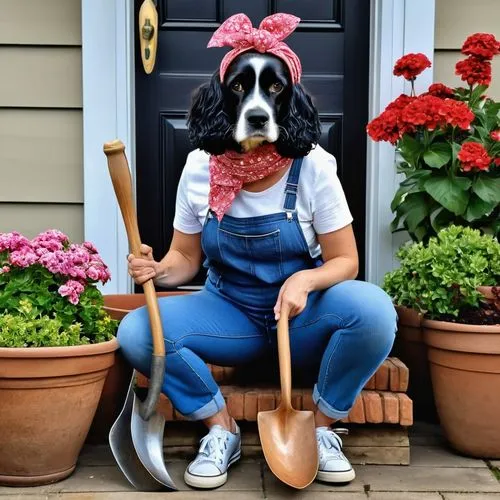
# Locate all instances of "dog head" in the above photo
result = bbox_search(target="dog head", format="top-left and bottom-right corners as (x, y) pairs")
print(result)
(187, 52), (321, 157)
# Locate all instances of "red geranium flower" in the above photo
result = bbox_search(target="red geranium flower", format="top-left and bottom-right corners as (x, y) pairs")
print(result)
(366, 109), (401, 144)
(443, 99), (475, 129)
(366, 95), (415, 144)
(426, 83), (454, 98)
(399, 95), (474, 133)
(462, 33), (500, 60)
(393, 53), (431, 80)
(455, 56), (492, 86)
(491, 130), (500, 141)
(385, 94), (415, 111)
(494, 158), (500, 167)
(457, 142), (492, 172)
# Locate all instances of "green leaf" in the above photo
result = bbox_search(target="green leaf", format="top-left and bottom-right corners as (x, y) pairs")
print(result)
(392, 192), (430, 237)
(464, 193), (497, 222)
(469, 84), (489, 107)
(391, 174), (429, 212)
(430, 207), (455, 233)
(399, 170), (432, 187)
(472, 176), (500, 204)
(423, 143), (452, 169)
(424, 175), (471, 215)
(398, 135), (423, 166)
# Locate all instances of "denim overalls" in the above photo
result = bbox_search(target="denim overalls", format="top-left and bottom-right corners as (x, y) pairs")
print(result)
(202, 158), (322, 326)
(118, 157), (397, 421)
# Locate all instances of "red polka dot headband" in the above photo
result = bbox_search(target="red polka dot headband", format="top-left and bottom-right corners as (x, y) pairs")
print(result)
(207, 13), (302, 84)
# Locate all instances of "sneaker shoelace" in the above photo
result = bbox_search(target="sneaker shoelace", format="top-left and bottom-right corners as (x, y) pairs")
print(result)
(197, 428), (229, 466)
(317, 429), (343, 459)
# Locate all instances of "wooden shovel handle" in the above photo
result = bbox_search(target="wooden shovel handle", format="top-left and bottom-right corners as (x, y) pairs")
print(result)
(277, 308), (292, 409)
(102, 140), (165, 358)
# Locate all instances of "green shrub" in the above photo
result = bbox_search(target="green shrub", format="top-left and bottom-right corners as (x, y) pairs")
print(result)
(383, 225), (500, 319)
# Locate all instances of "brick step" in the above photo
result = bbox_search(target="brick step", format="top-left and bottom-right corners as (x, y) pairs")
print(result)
(149, 388), (412, 426)
(206, 357), (409, 393)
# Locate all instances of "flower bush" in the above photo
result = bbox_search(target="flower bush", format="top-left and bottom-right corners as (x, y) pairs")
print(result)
(383, 225), (500, 323)
(367, 33), (500, 242)
(0, 230), (117, 347)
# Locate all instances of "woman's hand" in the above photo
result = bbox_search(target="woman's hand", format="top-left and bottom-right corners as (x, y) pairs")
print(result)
(274, 271), (313, 321)
(127, 244), (161, 285)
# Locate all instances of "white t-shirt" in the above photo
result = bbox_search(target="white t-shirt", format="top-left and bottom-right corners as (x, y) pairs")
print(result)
(173, 145), (353, 258)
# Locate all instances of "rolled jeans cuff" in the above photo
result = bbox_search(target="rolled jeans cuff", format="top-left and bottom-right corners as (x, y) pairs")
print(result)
(183, 389), (226, 421)
(313, 384), (351, 420)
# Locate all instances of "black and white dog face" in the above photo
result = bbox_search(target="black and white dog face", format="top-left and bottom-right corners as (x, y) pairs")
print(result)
(225, 53), (289, 148)
(187, 51), (321, 158)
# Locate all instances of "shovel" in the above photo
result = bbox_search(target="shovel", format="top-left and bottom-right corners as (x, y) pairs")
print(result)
(257, 308), (319, 489)
(103, 140), (177, 491)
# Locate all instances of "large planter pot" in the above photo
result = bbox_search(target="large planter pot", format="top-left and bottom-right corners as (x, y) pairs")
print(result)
(423, 318), (500, 458)
(0, 338), (118, 486)
(392, 305), (438, 422)
(85, 292), (189, 444)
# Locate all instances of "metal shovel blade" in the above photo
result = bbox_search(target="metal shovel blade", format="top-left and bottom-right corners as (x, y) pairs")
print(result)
(257, 311), (318, 489)
(109, 374), (177, 491)
(258, 408), (318, 489)
(131, 390), (177, 490)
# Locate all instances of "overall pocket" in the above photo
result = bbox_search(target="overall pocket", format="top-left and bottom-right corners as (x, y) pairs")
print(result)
(218, 228), (284, 284)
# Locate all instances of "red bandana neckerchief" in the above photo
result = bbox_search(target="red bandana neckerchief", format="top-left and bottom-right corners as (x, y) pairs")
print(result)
(209, 144), (292, 221)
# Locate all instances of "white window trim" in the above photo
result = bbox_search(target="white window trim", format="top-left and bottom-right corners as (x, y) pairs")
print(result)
(366, 0), (435, 285)
(82, 0), (435, 293)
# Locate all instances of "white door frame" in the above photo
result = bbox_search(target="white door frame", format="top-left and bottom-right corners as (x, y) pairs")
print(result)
(81, 0), (435, 294)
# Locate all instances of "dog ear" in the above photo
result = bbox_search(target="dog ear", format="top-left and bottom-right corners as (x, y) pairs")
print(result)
(187, 72), (232, 155)
(276, 84), (322, 158)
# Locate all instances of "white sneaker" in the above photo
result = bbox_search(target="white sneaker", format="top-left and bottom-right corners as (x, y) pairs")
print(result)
(316, 427), (356, 483)
(184, 424), (241, 489)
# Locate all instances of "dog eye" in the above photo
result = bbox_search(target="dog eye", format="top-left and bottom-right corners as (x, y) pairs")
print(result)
(270, 82), (284, 93)
(231, 82), (244, 92)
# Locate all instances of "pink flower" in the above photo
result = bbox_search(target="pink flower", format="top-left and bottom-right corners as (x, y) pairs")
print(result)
(86, 265), (101, 281)
(58, 279), (85, 305)
(0, 265), (10, 274)
(38, 229), (68, 244)
(491, 130), (500, 141)
(0, 232), (32, 252)
(68, 244), (90, 265)
(9, 246), (38, 268)
(83, 241), (98, 254)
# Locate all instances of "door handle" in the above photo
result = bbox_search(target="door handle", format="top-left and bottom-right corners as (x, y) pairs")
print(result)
(138, 0), (158, 74)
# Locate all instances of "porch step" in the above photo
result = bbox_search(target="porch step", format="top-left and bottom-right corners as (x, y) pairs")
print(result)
(136, 357), (412, 426)
(207, 357), (409, 393)
(151, 387), (413, 426)
(162, 422), (410, 466)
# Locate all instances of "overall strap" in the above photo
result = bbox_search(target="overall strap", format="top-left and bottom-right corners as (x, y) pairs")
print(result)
(283, 157), (304, 212)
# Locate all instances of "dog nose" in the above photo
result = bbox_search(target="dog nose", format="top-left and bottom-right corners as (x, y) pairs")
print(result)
(246, 110), (269, 128)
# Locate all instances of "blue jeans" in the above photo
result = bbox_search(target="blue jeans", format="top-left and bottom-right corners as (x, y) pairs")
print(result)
(118, 279), (396, 421)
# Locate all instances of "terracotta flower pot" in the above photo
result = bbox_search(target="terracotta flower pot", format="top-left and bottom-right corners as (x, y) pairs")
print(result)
(423, 318), (500, 458)
(392, 305), (438, 422)
(86, 292), (189, 444)
(0, 338), (118, 486)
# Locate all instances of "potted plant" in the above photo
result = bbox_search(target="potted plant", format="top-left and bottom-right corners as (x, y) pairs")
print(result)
(0, 230), (119, 486)
(384, 225), (500, 457)
(367, 32), (500, 422)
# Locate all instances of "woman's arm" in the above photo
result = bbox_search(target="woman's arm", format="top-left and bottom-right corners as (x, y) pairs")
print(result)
(302, 223), (359, 291)
(127, 229), (202, 287)
(273, 224), (358, 320)
(154, 230), (202, 287)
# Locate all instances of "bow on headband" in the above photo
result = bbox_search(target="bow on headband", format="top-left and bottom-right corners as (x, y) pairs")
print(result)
(207, 13), (302, 84)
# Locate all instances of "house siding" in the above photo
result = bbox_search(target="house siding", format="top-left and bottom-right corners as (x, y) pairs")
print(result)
(0, 0), (83, 241)
(434, 0), (500, 99)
